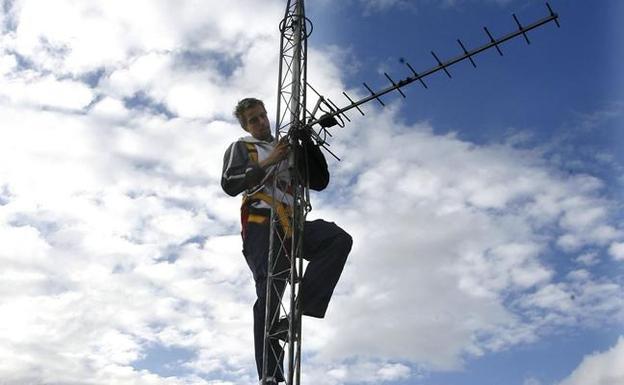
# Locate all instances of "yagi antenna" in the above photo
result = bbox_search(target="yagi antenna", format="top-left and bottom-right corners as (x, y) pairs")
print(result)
(307, 2), (560, 134)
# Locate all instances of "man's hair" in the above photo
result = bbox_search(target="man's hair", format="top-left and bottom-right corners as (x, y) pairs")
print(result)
(233, 98), (265, 127)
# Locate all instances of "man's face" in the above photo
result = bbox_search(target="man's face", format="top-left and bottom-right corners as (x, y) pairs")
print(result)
(242, 104), (271, 141)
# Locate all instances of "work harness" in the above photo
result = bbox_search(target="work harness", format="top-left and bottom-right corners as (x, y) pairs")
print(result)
(240, 141), (293, 239)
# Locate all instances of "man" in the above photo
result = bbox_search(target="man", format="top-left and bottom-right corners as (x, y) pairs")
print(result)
(221, 98), (352, 384)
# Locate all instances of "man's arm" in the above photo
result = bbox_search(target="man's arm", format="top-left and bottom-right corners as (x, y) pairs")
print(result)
(298, 133), (330, 191)
(221, 141), (264, 196)
(221, 140), (290, 197)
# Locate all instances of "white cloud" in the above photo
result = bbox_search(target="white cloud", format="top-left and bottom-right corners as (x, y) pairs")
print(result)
(1, 1), (280, 382)
(608, 242), (624, 261)
(576, 251), (599, 266)
(555, 192), (622, 251)
(90, 96), (130, 120)
(300, 108), (624, 372)
(6, 0), (282, 75)
(524, 378), (542, 385)
(4, 0), (284, 121)
(558, 337), (624, 385)
(1, 73), (94, 110)
(303, 359), (413, 385)
(0, 53), (17, 75)
(0, 224), (50, 263)
(358, 0), (415, 13)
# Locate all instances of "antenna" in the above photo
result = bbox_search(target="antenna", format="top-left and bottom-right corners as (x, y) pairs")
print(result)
(259, 2), (560, 384)
(305, 3), (560, 132)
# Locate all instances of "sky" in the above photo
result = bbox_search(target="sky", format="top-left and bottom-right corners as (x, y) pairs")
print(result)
(0, 1), (623, 385)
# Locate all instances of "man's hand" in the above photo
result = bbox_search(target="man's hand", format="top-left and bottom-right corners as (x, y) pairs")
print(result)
(259, 138), (289, 169)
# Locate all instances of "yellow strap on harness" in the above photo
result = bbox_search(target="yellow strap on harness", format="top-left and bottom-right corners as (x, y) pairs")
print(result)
(244, 142), (258, 163)
(247, 214), (268, 225)
(243, 191), (292, 235)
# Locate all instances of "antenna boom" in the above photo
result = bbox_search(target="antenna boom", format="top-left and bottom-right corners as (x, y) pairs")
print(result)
(307, 5), (559, 129)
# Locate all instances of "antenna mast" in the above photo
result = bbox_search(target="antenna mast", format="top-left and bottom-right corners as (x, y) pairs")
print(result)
(263, 0), (310, 384)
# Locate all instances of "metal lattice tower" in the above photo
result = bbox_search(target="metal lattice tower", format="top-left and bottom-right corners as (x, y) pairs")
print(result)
(263, 0), (309, 384)
(262, 1), (559, 384)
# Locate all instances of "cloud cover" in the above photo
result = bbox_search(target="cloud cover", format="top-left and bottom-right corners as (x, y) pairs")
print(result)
(1, 1), (623, 384)
(558, 337), (624, 385)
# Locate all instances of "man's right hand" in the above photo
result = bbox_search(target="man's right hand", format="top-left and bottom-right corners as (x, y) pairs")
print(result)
(259, 139), (289, 169)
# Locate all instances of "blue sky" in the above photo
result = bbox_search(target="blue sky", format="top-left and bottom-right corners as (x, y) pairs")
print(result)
(310, 0), (623, 186)
(304, 2), (624, 384)
(0, 1), (623, 385)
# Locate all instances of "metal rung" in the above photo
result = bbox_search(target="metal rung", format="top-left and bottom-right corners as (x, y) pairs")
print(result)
(484, 26), (503, 56)
(513, 14), (531, 44)
(363, 82), (385, 106)
(384, 72), (407, 98)
(457, 39), (477, 68)
(431, 50), (452, 78)
(343, 91), (365, 115)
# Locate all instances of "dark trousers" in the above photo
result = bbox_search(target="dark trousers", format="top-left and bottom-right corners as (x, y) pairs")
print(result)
(242, 219), (352, 381)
